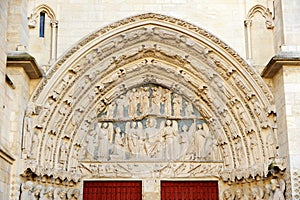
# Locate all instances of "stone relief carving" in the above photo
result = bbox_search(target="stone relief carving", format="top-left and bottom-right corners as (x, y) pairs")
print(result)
(222, 188), (234, 200)
(20, 179), (80, 200)
(80, 162), (223, 179)
(220, 178), (286, 200)
(22, 14), (281, 187)
(234, 188), (248, 200)
(80, 84), (222, 163)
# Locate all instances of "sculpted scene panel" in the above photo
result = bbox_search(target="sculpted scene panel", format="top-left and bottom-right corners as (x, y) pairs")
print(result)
(79, 84), (221, 162)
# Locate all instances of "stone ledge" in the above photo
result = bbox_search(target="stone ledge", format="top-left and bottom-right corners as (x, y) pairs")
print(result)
(262, 53), (300, 78)
(6, 51), (43, 79)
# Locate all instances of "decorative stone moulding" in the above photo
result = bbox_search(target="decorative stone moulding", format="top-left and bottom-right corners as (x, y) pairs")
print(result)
(22, 13), (282, 186)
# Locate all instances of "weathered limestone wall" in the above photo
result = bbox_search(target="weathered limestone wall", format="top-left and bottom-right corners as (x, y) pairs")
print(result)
(281, 0), (300, 46)
(28, 0), (252, 63)
(7, 0), (29, 51)
(282, 65), (300, 199)
(0, 1), (11, 199)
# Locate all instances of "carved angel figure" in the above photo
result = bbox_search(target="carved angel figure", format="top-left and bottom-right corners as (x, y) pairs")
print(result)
(193, 123), (206, 160)
(199, 123), (218, 160)
(160, 120), (179, 160)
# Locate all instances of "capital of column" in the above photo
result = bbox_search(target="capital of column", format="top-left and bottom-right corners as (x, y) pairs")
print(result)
(50, 20), (58, 28)
(244, 19), (252, 27)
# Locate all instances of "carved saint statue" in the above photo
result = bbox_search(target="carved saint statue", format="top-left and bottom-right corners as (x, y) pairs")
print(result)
(98, 122), (113, 160)
(127, 88), (140, 117)
(184, 101), (194, 117)
(173, 94), (182, 117)
(126, 121), (143, 156)
(222, 189), (234, 200)
(271, 179), (285, 200)
(69, 145), (80, 172)
(113, 127), (126, 159)
(32, 185), (43, 200)
(161, 89), (172, 116)
(67, 189), (80, 200)
(151, 86), (162, 114)
(44, 134), (54, 167)
(29, 128), (40, 159)
(40, 186), (54, 200)
(20, 181), (34, 200)
(54, 188), (67, 200)
(84, 130), (97, 160)
(140, 86), (150, 115)
(58, 141), (69, 169)
(24, 104), (36, 157)
(234, 188), (248, 200)
(266, 130), (278, 159)
(144, 118), (160, 157)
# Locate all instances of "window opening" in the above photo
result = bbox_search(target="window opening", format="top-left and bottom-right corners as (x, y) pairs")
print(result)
(39, 12), (45, 38)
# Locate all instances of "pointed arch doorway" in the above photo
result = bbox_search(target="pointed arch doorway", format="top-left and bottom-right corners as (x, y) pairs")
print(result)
(21, 13), (278, 200)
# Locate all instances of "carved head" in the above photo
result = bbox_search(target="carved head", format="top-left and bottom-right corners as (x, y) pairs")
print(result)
(115, 127), (121, 134)
(182, 124), (188, 132)
(166, 120), (172, 126)
(270, 179), (280, 191)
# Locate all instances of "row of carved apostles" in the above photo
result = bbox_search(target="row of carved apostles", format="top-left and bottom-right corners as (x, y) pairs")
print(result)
(222, 178), (286, 200)
(20, 181), (79, 200)
(101, 85), (197, 119)
(80, 118), (221, 162)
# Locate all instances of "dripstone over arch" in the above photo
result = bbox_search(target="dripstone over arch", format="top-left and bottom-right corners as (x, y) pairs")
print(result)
(21, 13), (283, 198)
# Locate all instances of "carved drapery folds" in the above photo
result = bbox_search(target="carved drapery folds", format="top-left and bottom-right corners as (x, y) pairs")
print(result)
(22, 13), (280, 187)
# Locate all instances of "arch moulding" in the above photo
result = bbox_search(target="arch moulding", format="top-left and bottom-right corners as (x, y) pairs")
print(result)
(21, 13), (285, 198)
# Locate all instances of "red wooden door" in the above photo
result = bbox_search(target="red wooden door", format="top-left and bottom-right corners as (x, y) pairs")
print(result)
(161, 181), (218, 200)
(83, 181), (142, 200)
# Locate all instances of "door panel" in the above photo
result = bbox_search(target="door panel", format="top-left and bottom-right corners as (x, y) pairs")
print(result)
(83, 181), (142, 200)
(161, 181), (218, 200)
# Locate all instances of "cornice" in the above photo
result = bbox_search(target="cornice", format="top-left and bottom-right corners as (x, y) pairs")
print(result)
(7, 51), (43, 79)
(262, 53), (300, 78)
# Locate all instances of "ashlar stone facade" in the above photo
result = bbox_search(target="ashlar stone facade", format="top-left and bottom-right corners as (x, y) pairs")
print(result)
(1, 1), (300, 200)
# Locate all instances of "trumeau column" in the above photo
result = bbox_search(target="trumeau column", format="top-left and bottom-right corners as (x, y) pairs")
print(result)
(262, 53), (300, 200)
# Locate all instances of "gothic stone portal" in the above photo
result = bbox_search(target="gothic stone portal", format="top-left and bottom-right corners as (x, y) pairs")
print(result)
(20, 13), (284, 200)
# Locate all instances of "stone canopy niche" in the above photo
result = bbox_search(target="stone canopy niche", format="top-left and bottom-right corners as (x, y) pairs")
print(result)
(20, 13), (285, 199)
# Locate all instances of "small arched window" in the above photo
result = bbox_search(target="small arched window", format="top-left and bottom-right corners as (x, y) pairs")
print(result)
(39, 12), (46, 38)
